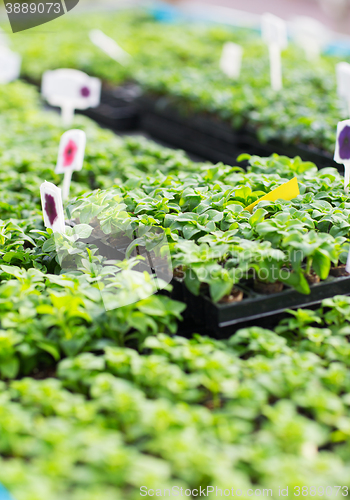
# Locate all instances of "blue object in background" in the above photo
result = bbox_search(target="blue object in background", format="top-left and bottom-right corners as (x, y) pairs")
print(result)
(325, 40), (350, 58)
(0, 485), (13, 500)
(148, 1), (184, 23)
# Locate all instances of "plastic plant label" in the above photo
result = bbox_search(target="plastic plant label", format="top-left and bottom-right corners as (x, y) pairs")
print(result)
(0, 28), (9, 47)
(245, 177), (300, 213)
(346, 245), (350, 274)
(56, 129), (86, 200)
(42, 68), (101, 127)
(262, 13), (288, 49)
(261, 13), (288, 92)
(89, 29), (131, 65)
(56, 129), (86, 174)
(0, 48), (21, 83)
(40, 181), (66, 234)
(291, 16), (330, 60)
(336, 62), (350, 98)
(334, 119), (350, 193)
(336, 62), (350, 117)
(220, 42), (243, 79)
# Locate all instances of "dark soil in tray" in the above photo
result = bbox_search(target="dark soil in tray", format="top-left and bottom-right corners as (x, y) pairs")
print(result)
(139, 94), (339, 170)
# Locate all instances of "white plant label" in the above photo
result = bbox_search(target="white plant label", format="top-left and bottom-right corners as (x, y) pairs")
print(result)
(0, 29), (9, 48)
(261, 13), (288, 92)
(334, 119), (350, 193)
(56, 129), (86, 201)
(42, 69), (101, 127)
(89, 29), (131, 65)
(220, 42), (243, 79)
(346, 245), (350, 274)
(0, 48), (21, 83)
(336, 62), (350, 117)
(40, 181), (66, 234)
(291, 16), (330, 60)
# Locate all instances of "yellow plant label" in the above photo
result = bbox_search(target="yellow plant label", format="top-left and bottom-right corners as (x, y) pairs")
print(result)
(245, 177), (300, 213)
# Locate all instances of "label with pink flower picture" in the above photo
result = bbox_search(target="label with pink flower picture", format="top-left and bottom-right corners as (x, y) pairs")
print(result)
(56, 129), (86, 174)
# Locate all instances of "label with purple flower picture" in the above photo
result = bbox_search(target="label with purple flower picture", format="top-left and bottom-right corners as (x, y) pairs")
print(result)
(40, 181), (65, 234)
(334, 120), (350, 163)
(56, 130), (86, 174)
(41, 68), (101, 126)
(334, 119), (350, 193)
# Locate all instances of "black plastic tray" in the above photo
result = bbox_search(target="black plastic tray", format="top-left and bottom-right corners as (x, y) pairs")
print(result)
(67, 222), (350, 338)
(139, 95), (339, 170)
(79, 84), (141, 131)
(179, 274), (350, 338)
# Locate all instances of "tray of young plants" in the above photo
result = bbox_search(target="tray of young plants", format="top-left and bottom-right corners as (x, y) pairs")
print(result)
(2, 80), (350, 498)
(139, 93), (340, 169)
(10, 9), (350, 168)
(62, 151), (350, 336)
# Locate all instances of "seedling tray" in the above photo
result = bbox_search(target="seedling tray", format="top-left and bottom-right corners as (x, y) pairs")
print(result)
(139, 94), (339, 170)
(79, 84), (141, 131)
(180, 274), (350, 338)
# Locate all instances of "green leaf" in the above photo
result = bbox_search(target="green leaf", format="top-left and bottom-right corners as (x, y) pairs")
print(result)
(73, 224), (93, 239)
(184, 271), (201, 296)
(37, 342), (61, 361)
(209, 279), (233, 303)
(282, 270), (310, 295)
(249, 208), (267, 227)
(183, 225), (201, 240)
(42, 238), (57, 253)
(0, 357), (19, 379)
(237, 153), (251, 162)
(312, 249), (331, 280)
